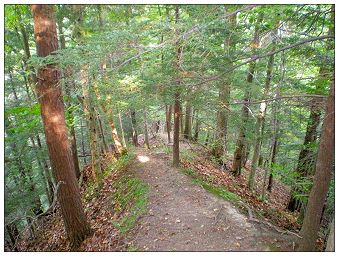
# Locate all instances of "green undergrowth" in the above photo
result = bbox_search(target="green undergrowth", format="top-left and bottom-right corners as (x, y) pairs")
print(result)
(111, 174), (148, 234)
(84, 153), (134, 201)
(180, 167), (241, 205)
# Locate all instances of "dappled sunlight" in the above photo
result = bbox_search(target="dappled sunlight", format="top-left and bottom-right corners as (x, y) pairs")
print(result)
(137, 155), (150, 163)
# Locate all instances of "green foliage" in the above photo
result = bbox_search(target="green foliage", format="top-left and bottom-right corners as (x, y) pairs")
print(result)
(111, 175), (148, 234)
(85, 153), (134, 201)
(180, 167), (241, 204)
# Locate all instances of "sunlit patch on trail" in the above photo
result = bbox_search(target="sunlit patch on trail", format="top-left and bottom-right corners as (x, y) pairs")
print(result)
(137, 155), (150, 163)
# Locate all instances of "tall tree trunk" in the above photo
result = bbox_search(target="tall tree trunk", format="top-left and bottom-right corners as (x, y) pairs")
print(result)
(184, 102), (192, 140)
(298, 82), (334, 251)
(143, 108), (150, 149)
(289, 6), (334, 213)
(232, 14), (262, 176)
(287, 97), (322, 211)
(193, 112), (200, 142)
(213, 10), (235, 159)
(173, 5), (182, 167)
(81, 70), (101, 179)
(118, 112), (127, 148)
(179, 104), (184, 136)
(165, 105), (172, 143)
(96, 110), (109, 153)
(97, 63), (126, 155)
(248, 28), (277, 190)
(80, 118), (87, 165)
(130, 109), (138, 146)
(32, 5), (92, 249)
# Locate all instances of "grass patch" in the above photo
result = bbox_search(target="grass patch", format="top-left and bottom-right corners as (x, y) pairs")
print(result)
(111, 175), (148, 234)
(180, 167), (241, 205)
(181, 149), (197, 162)
(84, 153), (135, 201)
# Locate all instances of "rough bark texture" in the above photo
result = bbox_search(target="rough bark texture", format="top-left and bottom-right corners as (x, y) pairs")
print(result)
(325, 217), (334, 252)
(143, 108), (150, 149)
(248, 28), (276, 189)
(183, 103), (192, 140)
(213, 12), (235, 159)
(173, 5), (182, 167)
(173, 93), (181, 167)
(232, 15), (261, 176)
(81, 70), (101, 179)
(298, 82), (334, 251)
(32, 5), (92, 249)
(118, 112), (127, 147)
(130, 109), (138, 146)
(193, 112), (200, 142)
(165, 105), (172, 143)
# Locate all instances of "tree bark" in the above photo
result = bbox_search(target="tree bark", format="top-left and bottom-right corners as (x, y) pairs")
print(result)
(248, 27), (277, 189)
(165, 105), (172, 143)
(213, 10), (235, 160)
(298, 82), (334, 251)
(130, 109), (138, 146)
(143, 108), (150, 149)
(32, 5), (92, 249)
(193, 112), (200, 142)
(81, 69), (101, 179)
(183, 102), (192, 140)
(325, 217), (334, 252)
(118, 112), (127, 148)
(232, 14), (262, 176)
(173, 5), (182, 167)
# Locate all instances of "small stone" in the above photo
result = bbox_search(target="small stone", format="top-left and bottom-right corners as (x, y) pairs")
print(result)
(176, 219), (181, 223)
(236, 236), (242, 240)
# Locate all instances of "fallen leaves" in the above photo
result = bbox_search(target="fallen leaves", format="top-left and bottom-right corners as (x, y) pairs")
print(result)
(181, 149), (301, 232)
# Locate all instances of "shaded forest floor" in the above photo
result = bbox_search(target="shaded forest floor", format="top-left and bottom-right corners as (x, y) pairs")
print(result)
(15, 133), (305, 251)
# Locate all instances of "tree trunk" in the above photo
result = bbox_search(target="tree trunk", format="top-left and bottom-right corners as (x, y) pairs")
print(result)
(213, 10), (235, 159)
(232, 14), (263, 176)
(193, 112), (200, 142)
(143, 108), (150, 149)
(184, 102), (192, 140)
(118, 112), (127, 148)
(325, 217), (334, 252)
(130, 109), (138, 146)
(173, 92), (181, 167)
(173, 5), (182, 167)
(80, 118), (87, 164)
(180, 104), (184, 136)
(96, 63), (126, 155)
(287, 97), (322, 212)
(32, 5), (92, 249)
(96, 110), (109, 153)
(165, 105), (172, 143)
(81, 70), (101, 179)
(248, 29), (276, 189)
(298, 82), (334, 251)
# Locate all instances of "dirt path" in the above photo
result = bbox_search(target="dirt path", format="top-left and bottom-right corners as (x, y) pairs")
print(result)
(128, 147), (295, 251)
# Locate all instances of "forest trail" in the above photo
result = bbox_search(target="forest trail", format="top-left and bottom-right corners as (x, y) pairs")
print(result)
(127, 144), (295, 251)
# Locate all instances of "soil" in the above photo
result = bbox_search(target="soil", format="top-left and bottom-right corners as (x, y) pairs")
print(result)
(127, 146), (296, 251)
